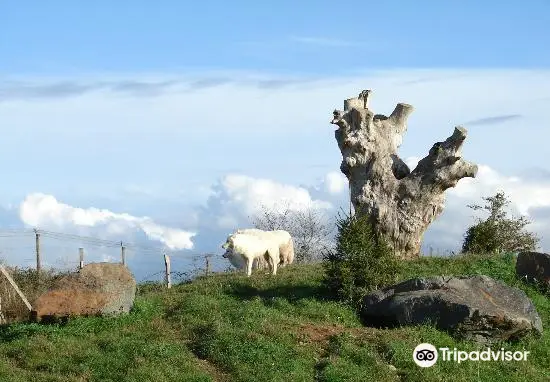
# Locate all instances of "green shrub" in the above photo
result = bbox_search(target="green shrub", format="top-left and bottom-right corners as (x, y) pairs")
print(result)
(323, 212), (399, 309)
(462, 191), (539, 254)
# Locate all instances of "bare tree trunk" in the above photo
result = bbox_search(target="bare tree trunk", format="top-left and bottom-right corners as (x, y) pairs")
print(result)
(330, 91), (478, 259)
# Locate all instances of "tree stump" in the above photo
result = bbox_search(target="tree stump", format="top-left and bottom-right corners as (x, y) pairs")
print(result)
(330, 90), (478, 259)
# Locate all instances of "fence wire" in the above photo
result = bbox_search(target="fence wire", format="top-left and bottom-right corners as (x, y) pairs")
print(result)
(0, 228), (225, 284)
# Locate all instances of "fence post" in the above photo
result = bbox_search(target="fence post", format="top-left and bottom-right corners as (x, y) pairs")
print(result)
(205, 255), (211, 277)
(349, 183), (355, 217)
(164, 254), (171, 289)
(78, 248), (84, 270)
(34, 228), (41, 274)
(0, 297), (5, 324)
(121, 242), (126, 266)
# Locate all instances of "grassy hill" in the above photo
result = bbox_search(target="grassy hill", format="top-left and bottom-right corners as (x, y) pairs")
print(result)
(0, 254), (549, 381)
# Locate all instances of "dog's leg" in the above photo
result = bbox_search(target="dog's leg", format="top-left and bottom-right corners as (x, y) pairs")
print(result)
(264, 251), (274, 274)
(279, 248), (286, 266)
(272, 259), (278, 275)
(271, 250), (278, 276)
(246, 258), (253, 277)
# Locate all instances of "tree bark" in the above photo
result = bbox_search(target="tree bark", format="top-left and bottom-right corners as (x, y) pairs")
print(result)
(331, 91), (478, 259)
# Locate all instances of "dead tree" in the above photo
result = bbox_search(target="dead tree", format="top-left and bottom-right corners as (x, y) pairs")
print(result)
(330, 90), (478, 259)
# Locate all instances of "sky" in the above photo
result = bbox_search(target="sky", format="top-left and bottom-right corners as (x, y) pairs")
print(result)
(1, 1), (550, 280)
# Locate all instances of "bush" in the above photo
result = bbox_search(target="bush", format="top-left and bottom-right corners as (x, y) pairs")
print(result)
(462, 191), (539, 254)
(323, 212), (399, 309)
(252, 201), (335, 262)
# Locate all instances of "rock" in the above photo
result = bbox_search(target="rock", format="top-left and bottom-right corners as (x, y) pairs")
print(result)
(361, 275), (542, 344)
(32, 262), (136, 322)
(516, 251), (550, 287)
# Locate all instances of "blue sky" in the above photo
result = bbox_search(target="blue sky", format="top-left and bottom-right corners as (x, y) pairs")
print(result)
(2, 1), (550, 75)
(1, 1), (550, 280)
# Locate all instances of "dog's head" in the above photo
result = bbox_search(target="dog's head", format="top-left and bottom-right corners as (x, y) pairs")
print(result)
(221, 233), (237, 255)
(221, 247), (246, 269)
(222, 248), (231, 258)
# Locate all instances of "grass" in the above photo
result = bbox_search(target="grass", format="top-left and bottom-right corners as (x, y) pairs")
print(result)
(0, 253), (549, 381)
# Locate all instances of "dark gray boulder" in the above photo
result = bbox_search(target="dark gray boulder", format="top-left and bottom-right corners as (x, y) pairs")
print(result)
(516, 251), (550, 287)
(361, 275), (542, 344)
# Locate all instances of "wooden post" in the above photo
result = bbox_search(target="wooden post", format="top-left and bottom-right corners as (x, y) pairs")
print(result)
(121, 242), (126, 266)
(34, 228), (41, 273)
(349, 183), (354, 217)
(205, 255), (211, 277)
(78, 247), (84, 270)
(0, 265), (32, 312)
(0, 297), (5, 324)
(164, 253), (171, 289)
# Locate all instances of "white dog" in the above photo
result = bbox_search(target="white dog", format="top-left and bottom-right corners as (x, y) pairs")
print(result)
(222, 232), (280, 277)
(235, 228), (295, 266)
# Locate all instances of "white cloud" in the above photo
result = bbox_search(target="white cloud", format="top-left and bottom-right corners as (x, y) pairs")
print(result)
(404, 156), (421, 171)
(220, 174), (332, 214)
(448, 165), (550, 216)
(202, 174), (333, 230)
(217, 215), (240, 230)
(19, 193), (195, 250)
(324, 171), (348, 194)
(423, 164), (550, 253)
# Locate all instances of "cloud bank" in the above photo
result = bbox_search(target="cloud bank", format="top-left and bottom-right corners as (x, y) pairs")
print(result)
(8, 160), (550, 278)
(200, 174), (333, 230)
(19, 193), (195, 250)
(422, 164), (550, 253)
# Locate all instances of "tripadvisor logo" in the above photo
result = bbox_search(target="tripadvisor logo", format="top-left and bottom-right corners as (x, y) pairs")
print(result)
(413, 343), (438, 367)
(413, 343), (530, 367)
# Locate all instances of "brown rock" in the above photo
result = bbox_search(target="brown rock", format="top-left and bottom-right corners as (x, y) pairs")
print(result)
(32, 262), (136, 322)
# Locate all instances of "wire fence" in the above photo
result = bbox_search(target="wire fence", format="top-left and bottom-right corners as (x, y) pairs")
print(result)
(0, 228), (239, 324)
(0, 228), (230, 286)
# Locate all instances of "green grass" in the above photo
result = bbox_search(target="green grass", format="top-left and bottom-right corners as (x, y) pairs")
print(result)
(0, 253), (549, 381)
